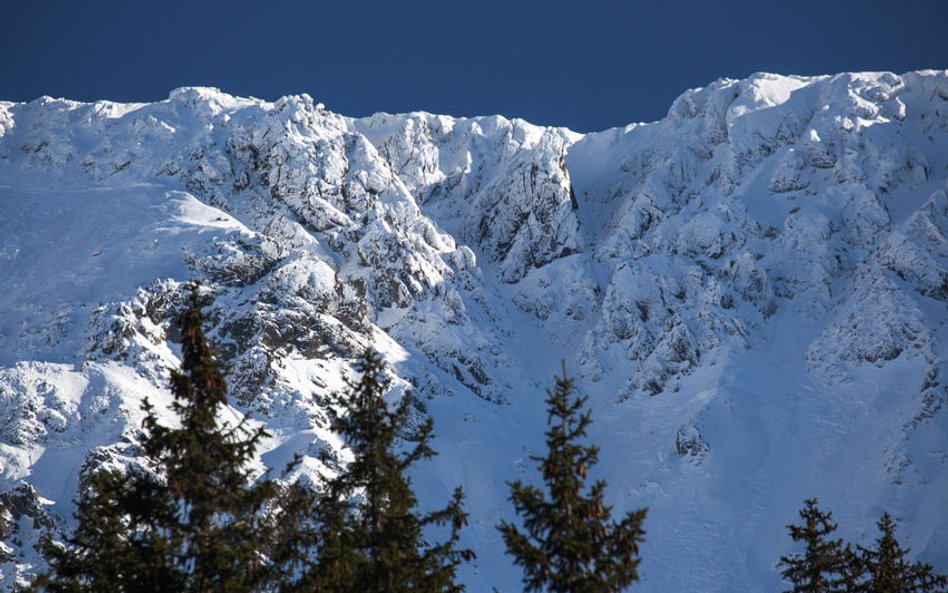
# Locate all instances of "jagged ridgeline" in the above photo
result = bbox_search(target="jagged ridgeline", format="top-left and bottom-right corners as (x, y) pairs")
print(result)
(0, 70), (946, 591)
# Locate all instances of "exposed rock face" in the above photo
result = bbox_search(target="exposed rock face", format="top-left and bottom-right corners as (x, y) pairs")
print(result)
(0, 71), (946, 592)
(0, 484), (56, 576)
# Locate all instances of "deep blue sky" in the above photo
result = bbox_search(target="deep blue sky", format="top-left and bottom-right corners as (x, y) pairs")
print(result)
(3, 0), (946, 132)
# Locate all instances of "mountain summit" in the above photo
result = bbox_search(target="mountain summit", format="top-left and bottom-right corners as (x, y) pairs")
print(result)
(1, 70), (946, 592)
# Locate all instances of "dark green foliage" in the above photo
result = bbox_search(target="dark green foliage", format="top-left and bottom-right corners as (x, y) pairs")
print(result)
(498, 366), (647, 593)
(854, 513), (947, 593)
(35, 286), (277, 593)
(778, 499), (859, 593)
(290, 349), (473, 593)
(263, 479), (323, 592)
(32, 469), (137, 593)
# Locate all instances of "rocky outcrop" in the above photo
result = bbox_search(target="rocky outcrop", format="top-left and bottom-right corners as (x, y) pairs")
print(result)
(0, 70), (946, 591)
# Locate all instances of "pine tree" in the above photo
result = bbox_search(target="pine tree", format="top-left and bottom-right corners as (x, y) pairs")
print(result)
(31, 468), (140, 593)
(778, 498), (859, 593)
(291, 349), (473, 593)
(854, 512), (947, 593)
(497, 366), (647, 593)
(35, 285), (277, 593)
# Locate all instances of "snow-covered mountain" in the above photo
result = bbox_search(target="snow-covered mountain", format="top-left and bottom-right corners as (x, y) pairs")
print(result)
(1, 70), (946, 592)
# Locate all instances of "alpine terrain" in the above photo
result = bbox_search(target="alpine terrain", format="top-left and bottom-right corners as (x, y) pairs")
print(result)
(0, 70), (946, 592)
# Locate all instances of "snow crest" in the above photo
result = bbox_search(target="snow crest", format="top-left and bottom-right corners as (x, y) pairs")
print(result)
(0, 72), (946, 591)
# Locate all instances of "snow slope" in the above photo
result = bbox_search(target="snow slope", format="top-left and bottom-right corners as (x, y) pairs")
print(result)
(0, 71), (946, 591)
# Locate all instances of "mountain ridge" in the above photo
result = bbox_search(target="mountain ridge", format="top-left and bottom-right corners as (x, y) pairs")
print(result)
(0, 69), (946, 591)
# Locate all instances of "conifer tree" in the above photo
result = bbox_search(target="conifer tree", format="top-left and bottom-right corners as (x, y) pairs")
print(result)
(32, 468), (138, 593)
(854, 512), (947, 593)
(35, 285), (277, 593)
(778, 498), (859, 593)
(291, 349), (473, 593)
(497, 366), (647, 593)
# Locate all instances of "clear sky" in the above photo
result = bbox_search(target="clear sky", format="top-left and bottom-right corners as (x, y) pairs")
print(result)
(3, 0), (946, 132)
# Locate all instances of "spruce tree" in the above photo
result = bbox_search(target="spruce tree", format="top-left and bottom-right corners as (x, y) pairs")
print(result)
(291, 349), (473, 593)
(497, 366), (647, 593)
(35, 285), (277, 593)
(32, 468), (139, 593)
(777, 498), (859, 593)
(854, 512), (946, 593)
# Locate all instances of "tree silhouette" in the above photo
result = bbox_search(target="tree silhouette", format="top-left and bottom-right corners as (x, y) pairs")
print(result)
(777, 498), (858, 593)
(854, 512), (946, 593)
(36, 285), (277, 593)
(498, 365), (646, 593)
(291, 349), (473, 593)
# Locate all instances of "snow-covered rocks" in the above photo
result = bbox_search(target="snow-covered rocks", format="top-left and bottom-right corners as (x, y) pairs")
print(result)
(1, 70), (946, 592)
